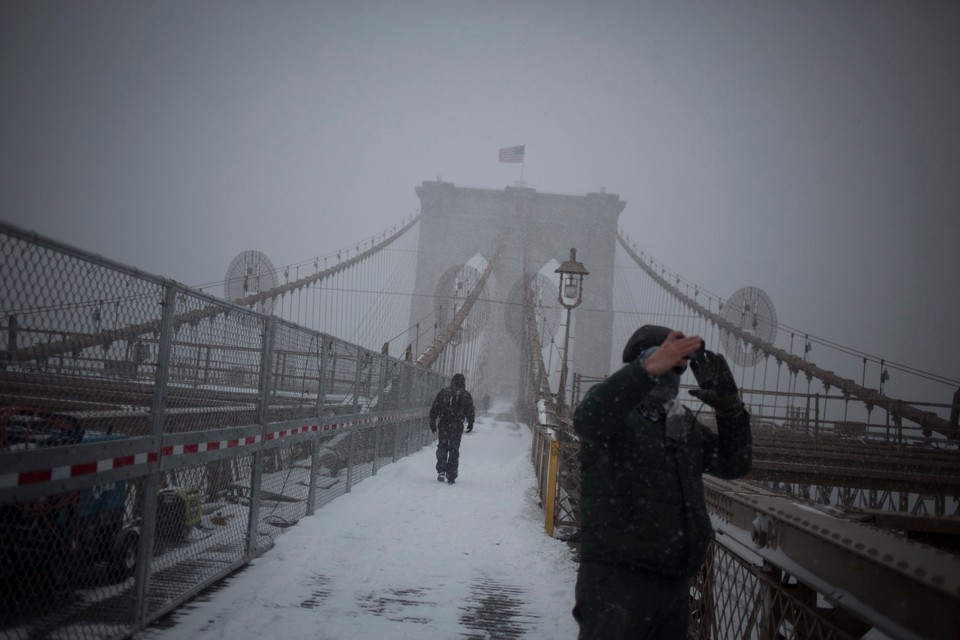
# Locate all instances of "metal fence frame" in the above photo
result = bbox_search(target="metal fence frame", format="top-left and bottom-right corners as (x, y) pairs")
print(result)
(528, 383), (960, 638)
(0, 221), (445, 640)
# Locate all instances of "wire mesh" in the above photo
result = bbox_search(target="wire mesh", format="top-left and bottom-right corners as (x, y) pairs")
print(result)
(0, 481), (139, 640)
(0, 222), (445, 640)
(165, 289), (266, 434)
(1, 232), (168, 438)
(690, 540), (856, 640)
(147, 457), (251, 620)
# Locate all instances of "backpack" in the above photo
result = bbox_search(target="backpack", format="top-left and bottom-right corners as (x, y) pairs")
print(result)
(436, 387), (467, 425)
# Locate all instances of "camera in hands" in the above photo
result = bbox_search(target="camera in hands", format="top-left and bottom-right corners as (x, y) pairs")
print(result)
(685, 339), (707, 362)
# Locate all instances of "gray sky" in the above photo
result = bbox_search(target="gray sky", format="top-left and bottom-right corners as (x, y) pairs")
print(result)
(2, 1), (958, 388)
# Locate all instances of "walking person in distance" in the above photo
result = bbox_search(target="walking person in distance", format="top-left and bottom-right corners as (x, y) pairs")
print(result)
(429, 373), (475, 485)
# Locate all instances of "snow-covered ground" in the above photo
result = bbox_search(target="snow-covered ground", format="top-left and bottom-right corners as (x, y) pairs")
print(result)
(138, 404), (579, 639)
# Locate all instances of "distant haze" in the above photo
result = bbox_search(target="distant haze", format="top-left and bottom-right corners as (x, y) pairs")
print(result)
(2, 1), (958, 388)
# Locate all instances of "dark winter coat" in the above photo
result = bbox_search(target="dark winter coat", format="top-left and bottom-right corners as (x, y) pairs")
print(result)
(430, 374), (475, 432)
(573, 358), (752, 579)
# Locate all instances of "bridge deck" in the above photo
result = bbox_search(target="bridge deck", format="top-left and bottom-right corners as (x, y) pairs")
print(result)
(138, 407), (580, 640)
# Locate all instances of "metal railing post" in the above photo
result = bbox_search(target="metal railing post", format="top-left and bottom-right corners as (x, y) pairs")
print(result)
(133, 281), (177, 628)
(413, 367), (423, 450)
(306, 335), (329, 516)
(372, 357), (387, 475)
(245, 316), (276, 558)
(353, 344), (363, 412)
(345, 428), (356, 493)
(544, 440), (560, 537)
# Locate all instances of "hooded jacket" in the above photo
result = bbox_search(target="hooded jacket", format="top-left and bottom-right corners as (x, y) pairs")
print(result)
(573, 356), (751, 579)
(430, 374), (475, 431)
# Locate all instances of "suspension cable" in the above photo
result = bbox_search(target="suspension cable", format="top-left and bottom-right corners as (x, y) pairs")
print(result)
(617, 232), (957, 438)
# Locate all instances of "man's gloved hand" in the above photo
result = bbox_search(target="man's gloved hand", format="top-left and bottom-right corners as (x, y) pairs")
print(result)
(466, 422), (473, 433)
(430, 420), (437, 433)
(688, 350), (745, 418)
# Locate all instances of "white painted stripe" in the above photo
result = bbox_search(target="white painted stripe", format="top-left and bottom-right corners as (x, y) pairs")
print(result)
(51, 466), (71, 481)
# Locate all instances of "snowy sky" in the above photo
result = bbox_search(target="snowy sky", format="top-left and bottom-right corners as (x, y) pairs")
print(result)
(1, 1), (958, 385)
(139, 409), (580, 640)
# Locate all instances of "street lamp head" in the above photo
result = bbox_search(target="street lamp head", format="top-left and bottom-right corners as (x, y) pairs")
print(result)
(555, 248), (589, 310)
(563, 274), (579, 300)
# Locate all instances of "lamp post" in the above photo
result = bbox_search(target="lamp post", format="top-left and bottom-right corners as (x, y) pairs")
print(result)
(554, 248), (589, 419)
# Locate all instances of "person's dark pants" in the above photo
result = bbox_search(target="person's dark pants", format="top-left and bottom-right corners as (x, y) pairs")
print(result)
(435, 425), (463, 480)
(573, 561), (690, 640)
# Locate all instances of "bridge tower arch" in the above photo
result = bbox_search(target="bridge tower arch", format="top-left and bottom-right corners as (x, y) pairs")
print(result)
(409, 180), (626, 403)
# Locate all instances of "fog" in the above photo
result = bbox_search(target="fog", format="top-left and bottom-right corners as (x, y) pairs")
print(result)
(2, 1), (958, 390)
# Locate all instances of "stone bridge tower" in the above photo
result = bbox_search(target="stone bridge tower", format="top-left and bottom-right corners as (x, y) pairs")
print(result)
(409, 180), (625, 403)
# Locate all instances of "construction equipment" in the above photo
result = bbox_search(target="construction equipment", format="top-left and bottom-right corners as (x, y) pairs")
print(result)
(0, 407), (140, 600)
(156, 487), (202, 543)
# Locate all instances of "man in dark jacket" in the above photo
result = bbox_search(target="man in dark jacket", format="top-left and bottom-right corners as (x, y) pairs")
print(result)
(429, 373), (475, 484)
(572, 325), (752, 639)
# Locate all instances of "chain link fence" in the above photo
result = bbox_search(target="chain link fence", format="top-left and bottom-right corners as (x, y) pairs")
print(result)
(0, 221), (445, 640)
(526, 342), (915, 637)
(689, 538), (857, 640)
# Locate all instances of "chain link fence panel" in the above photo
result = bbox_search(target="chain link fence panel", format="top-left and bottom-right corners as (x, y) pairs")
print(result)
(0, 221), (445, 640)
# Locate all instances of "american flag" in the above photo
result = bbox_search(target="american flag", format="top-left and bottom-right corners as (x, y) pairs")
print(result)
(498, 145), (525, 163)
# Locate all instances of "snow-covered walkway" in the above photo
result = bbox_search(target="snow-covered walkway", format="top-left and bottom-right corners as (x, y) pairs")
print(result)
(139, 405), (580, 640)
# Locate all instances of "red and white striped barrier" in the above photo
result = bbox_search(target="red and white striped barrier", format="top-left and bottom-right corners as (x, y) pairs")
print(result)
(0, 450), (158, 489)
(0, 410), (426, 490)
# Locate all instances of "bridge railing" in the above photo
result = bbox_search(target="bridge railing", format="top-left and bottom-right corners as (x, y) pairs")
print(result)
(690, 536), (859, 640)
(532, 370), (960, 638)
(0, 221), (445, 640)
(521, 273), (583, 539)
